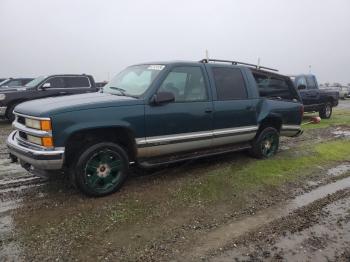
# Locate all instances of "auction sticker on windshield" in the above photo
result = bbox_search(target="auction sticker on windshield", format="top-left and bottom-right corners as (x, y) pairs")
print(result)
(148, 65), (165, 71)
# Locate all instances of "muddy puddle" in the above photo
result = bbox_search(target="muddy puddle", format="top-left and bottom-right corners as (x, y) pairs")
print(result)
(212, 195), (350, 262)
(185, 175), (350, 260)
(327, 163), (350, 177)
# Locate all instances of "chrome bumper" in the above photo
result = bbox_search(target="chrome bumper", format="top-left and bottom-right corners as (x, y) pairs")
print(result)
(0, 106), (6, 116)
(6, 131), (64, 170)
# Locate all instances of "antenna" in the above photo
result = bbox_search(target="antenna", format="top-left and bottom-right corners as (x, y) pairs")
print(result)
(257, 57), (261, 69)
(205, 49), (209, 61)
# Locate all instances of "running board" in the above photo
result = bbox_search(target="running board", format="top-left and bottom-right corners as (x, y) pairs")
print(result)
(138, 143), (251, 168)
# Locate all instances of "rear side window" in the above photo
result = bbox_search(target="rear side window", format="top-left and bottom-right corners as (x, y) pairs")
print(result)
(253, 73), (296, 100)
(212, 67), (247, 100)
(65, 77), (90, 88)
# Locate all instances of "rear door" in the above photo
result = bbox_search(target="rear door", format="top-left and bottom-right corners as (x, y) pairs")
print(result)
(206, 65), (258, 147)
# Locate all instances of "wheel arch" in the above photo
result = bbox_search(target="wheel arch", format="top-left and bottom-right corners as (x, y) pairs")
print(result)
(257, 115), (283, 134)
(64, 126), (137, 167)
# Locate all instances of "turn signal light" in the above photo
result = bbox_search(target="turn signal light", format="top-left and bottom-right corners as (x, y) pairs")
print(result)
(42, 137), (54, 147)
(41, 120), (52, 131)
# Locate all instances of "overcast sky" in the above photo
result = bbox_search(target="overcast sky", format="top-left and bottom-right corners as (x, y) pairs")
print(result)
(0, 0), (349, 84)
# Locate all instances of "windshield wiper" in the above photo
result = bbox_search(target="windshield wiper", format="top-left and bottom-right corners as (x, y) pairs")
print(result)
(109, 86), (127, 96)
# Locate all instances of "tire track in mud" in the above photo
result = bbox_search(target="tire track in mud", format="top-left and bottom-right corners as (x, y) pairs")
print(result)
(181, 176), (350, 261)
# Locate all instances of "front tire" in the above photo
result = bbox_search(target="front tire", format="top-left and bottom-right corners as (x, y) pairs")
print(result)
(319, 103), (332, 119)
(74, 142), (129, 197)
(250, 127), (279, 159)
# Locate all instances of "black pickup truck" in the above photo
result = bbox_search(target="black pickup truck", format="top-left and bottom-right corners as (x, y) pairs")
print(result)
(293, 74), (339, 119)
(0, 74), (97, 121)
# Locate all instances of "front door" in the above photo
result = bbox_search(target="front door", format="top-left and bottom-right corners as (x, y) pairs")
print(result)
(143, 65), (213, 158)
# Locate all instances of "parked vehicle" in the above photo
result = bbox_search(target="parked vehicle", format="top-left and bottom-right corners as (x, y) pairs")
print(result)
(0, 78), (34, 88)
(0, 74), (97, 121)
(7, 59), (303, 196)
(330, 86), (349, 99)
(292, 74), (339, 119)
(96, 81), (108, 88)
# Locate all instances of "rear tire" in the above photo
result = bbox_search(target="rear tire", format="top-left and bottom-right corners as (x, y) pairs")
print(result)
(73, 142), (129, 197)
(319, 103), (332, 119)
(249, 127), (279, 159)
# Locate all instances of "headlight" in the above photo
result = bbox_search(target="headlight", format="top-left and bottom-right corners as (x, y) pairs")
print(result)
(0, 94), (5, 101)
(25, 118), (52, 131)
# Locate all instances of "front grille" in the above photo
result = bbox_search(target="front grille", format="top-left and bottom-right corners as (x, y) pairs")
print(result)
(18, 131), (27, 140)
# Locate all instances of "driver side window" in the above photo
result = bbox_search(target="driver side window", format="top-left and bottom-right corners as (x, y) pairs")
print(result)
(44, 77), (65, 89)
(158, 66), (208, 102)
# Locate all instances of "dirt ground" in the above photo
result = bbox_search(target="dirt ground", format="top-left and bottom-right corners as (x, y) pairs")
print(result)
(0, 100), (350, 262)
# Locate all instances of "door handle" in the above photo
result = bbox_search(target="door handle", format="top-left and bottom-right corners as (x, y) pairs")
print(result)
(205, 108), (213, 113)
(59, 91), (67, 95)
(246, 106), (255, 111)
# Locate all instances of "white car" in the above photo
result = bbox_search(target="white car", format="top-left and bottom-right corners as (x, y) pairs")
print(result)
(330, 86), (349, 99)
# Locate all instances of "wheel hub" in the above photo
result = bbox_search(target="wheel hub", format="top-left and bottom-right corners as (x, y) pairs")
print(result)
(264, 140), (271, 150)
(97, 164), (110, 178)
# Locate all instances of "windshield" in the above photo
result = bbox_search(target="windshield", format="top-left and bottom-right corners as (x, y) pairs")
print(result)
(0, 79), (9, 86)
(25, 75), (47, 87)
(103, 64), (165, 97)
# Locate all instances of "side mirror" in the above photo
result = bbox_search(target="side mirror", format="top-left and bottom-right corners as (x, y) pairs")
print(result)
(298, 84), (306, 90)
(152, 91), (175, 105)
(41, 82), (51, 90)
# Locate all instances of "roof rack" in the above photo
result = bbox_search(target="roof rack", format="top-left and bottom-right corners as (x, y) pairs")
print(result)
(199, 58), (278, 72)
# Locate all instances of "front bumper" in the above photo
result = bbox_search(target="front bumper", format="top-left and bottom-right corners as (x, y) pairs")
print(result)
(0, 106), (7, 117)
(7, 131), (64, 170)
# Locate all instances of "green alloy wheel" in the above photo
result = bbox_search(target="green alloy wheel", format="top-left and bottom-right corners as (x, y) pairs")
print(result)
(75, 142), (129, 197)
(260, 132), (279, 157)
(250, 127), (279, 159)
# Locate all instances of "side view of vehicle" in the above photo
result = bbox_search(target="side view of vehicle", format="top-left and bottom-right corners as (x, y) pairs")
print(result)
(292, 74), (339, 119)
(0, 78), (34, 88)
(0, 74), (97, 122)
(7, 59), (304, 197)
(332, 86), (349, 100)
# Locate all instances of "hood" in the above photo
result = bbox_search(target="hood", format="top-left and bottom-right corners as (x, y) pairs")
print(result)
(15, 92), (143, 117)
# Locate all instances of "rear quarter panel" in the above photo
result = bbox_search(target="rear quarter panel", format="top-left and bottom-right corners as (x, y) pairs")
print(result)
(257, 98), (303, 126)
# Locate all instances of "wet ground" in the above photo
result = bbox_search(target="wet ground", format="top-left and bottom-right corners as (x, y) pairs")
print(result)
(0, 100), (350, 261)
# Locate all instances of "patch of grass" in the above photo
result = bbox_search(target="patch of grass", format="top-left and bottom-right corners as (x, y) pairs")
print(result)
(303, 109), (350, 130)
(176, 139), (350, 203)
